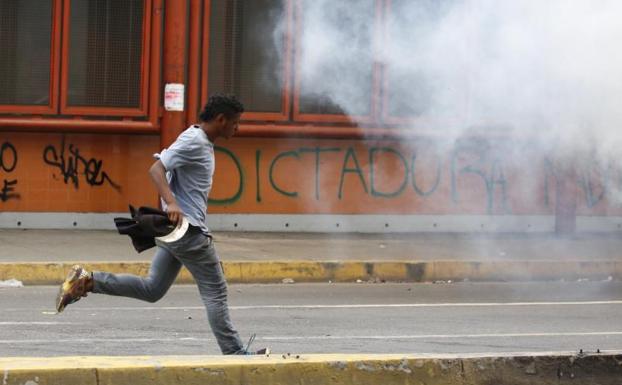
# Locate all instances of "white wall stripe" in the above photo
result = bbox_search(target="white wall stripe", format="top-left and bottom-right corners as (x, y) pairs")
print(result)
(0, 322), (74, 326)
(2, 212), (621, 232)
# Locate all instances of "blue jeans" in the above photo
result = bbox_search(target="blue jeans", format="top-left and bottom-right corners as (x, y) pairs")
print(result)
(92, 229), (245, 354)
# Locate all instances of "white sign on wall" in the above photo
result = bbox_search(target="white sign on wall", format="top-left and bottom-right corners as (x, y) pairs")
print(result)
(164, 83), (185, 111)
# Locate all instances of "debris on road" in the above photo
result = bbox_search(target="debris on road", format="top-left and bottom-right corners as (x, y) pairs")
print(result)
(0, 279), (23, 288)
(367, 277), (386, 284)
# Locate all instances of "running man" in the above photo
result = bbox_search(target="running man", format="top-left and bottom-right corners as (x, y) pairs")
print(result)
(55, 94), (267, 355)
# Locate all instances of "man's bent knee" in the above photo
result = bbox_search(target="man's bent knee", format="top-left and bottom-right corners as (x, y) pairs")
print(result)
(143, 280), (168, 303)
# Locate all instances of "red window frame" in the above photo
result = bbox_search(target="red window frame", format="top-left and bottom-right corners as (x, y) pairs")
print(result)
(0, 0), (62, 115)
(292, 0), (382, 125)
(0, 0), (161, 133)
(199, 0), (293, 122)
(59, 0), (153, 117)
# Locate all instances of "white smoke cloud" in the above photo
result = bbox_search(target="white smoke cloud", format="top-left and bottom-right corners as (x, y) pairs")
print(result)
(297, 1), (377, 116)
(295, 0), (622, 154)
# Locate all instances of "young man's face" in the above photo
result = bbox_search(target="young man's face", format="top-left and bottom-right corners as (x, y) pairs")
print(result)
(217, 113), (241, 139)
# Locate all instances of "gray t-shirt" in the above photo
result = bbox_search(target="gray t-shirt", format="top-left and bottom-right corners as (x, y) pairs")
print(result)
(156, 125), (214, 234)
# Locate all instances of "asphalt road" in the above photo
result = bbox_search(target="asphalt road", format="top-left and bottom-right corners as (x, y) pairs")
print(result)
(2, 281), (621, 356)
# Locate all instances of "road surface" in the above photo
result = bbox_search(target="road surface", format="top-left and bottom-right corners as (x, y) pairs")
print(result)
(2, 281), (620, 356)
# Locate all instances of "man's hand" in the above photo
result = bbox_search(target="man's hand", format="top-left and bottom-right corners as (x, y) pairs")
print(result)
(166, 202), (183, 227)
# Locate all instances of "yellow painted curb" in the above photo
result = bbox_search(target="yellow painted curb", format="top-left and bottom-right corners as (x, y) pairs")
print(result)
(1, 260), (621, 285)
(1, 352), (621, 385)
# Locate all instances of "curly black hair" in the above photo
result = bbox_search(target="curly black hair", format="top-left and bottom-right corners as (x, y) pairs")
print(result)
(199, 94), (245, 122)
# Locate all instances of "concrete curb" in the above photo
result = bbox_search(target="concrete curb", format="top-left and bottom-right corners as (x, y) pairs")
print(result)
(1, 260), (622, 285)
(1, 352), (621, 385)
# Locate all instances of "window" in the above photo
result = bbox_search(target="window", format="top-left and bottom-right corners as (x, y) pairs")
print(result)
(0, 0), (59, 113)
(66, 0), (144, 109)
(201, 0), (464, 129)
(0, 0), (158, 128)
(294, 0), (379, 123)
(198, 0), (381, 129)
(203, 0), (291, 121)
(383, 0), (463, 123)
(62, 0), (151, 115)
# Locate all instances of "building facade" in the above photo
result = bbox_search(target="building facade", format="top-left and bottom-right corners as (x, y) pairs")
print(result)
(0, 0), (618, 232)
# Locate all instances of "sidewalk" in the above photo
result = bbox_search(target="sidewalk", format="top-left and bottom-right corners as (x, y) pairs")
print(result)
(3, 352), (621, 385)
(1, 229), (621, 284)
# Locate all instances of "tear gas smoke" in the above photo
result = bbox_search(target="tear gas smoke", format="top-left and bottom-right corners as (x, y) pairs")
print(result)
(287, 0), (622, 207)
(295, 0), (622, 153)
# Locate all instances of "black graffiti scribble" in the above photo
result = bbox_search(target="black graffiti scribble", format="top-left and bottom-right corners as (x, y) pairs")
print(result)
(0, 141), (17, 172)
(0, 142), (20, 202)
(450, 139), (509, 214)
(0, 179), (20, 202)
(43, 137), (121, 191)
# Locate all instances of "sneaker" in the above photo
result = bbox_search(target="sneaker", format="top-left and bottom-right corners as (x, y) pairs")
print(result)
(55, 265), (92, 313)
(241, 334), (270, 355)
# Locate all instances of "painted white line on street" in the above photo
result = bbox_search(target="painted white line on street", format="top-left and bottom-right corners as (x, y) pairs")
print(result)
(0, 338), (193, 344)
(230, 300), (622, 309)
(260, 332), (622, 340)
(0, 322), (73, 325)
(39, 300), (622, 311)
(1, 331), (622, 344)
(6, 300), (622, 313)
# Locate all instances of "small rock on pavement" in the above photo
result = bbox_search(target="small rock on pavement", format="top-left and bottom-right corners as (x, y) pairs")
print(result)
(282, 278), (295, 284)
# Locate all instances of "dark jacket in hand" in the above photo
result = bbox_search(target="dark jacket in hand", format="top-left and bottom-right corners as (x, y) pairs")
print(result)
(114, 205), (176, 252)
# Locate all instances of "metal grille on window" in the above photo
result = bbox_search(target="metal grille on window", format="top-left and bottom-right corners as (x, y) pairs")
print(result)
(0, 0), (53, 106)
(208, 0), (285, 114)
(67, 0), (144, 108)
(297, 0), (374, 116)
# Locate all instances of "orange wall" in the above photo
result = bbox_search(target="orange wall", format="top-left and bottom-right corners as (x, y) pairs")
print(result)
(209, 137), (620, 216)
(0, 133), (159, 212)
(0, 132), (619, 216)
